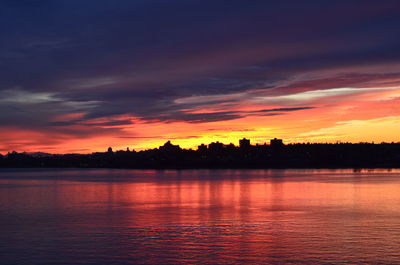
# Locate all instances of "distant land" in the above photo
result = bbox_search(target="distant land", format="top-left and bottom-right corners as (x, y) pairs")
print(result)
(1, 138), (400, 169)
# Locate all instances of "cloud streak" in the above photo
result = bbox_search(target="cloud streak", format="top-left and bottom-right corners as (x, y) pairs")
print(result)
(1, 1), (400, 152)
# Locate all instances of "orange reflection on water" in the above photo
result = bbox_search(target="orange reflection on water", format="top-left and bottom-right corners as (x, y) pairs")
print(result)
(1, 169), (400, 264)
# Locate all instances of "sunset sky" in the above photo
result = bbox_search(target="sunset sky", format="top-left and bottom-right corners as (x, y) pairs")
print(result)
(1, 0), (400, 153)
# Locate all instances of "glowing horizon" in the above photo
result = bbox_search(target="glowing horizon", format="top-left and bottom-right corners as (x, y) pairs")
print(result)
(1, 1), (400, 154)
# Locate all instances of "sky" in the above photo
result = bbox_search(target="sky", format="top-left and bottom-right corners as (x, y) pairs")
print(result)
(1, 0), (400, 153)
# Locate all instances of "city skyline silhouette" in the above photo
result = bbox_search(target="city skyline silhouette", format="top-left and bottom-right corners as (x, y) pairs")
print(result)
(2, 137), (399, 169)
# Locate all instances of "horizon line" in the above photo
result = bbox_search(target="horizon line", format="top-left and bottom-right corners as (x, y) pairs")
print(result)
(3, 138), (400, 156)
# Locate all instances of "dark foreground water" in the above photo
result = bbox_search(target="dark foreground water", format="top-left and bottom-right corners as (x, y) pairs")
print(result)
(0, 169), (400, 265)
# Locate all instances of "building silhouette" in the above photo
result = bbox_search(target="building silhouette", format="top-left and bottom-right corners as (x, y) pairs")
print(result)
(208, 141), (224, 152)
(1, 137), (400, 169)
(270, 138), (283, 148)
(239, 138), (251, 148)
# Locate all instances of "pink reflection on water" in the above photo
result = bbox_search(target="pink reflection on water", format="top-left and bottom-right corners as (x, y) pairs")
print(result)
(0, 169), (400, 264)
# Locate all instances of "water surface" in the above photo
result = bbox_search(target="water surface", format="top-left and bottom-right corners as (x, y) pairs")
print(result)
(1, 169), (400, 264)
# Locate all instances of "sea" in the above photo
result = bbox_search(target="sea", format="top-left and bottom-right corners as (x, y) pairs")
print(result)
(0, 169), (399, 264)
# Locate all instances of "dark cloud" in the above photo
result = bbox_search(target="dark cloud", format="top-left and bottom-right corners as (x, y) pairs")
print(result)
(254, 107), (315, 113)
(134, 107), (315, 124)
(47, 119), (133, 127)
(144, 111), (242, 124)
(1, 1), (400, 132)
